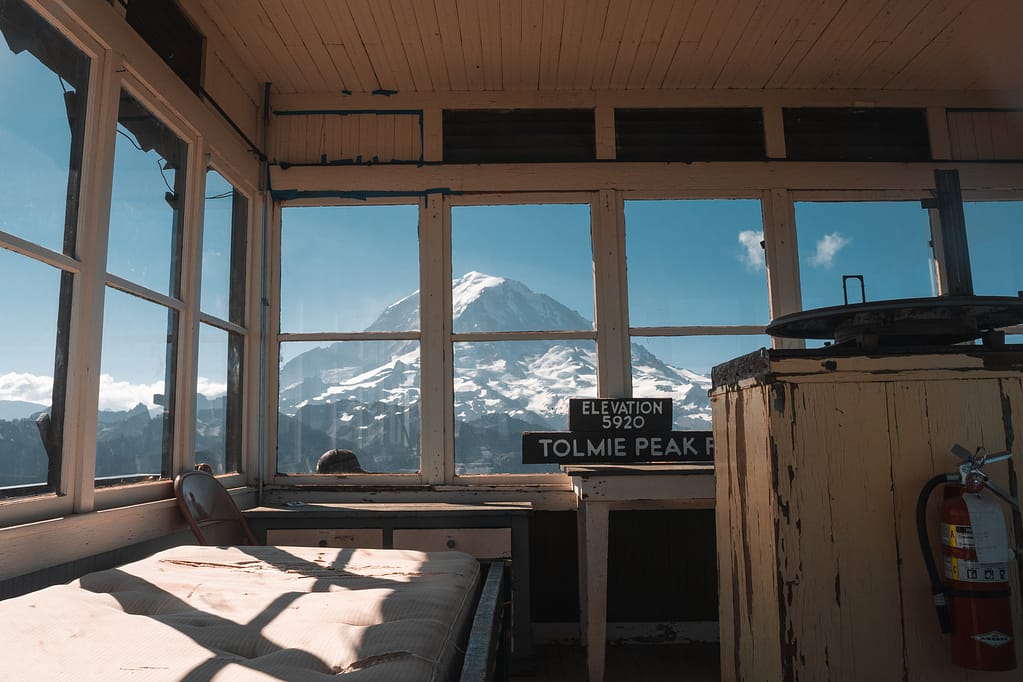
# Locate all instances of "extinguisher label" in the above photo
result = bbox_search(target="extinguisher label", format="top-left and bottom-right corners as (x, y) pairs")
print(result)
(944, 556), (1010, 583)
(962, 493), (1011, 563)
(941, 523), (974, 549)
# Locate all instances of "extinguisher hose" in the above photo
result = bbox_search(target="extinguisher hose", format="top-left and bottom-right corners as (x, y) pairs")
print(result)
(916, 473), (957, 634)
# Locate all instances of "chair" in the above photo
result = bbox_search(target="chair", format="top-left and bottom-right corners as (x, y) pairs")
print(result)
(173, 470), (258, 545)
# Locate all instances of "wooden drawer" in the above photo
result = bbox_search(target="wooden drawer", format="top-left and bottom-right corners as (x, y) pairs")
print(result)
(392, 528), (512, 559)
(266, 528), (383, 548)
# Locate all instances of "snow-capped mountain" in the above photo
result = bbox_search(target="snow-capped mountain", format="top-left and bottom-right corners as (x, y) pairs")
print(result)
(277, 272), (711, 473)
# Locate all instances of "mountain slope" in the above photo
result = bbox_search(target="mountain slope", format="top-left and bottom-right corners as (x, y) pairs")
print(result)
(277, 272), (712, 473)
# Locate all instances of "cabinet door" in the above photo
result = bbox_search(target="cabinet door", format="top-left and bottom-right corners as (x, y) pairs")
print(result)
(266, 528), (384, 548)
(392, 528), (512, 559)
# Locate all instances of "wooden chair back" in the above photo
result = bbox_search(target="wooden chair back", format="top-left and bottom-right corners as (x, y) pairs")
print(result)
(174, 470), (257, 545)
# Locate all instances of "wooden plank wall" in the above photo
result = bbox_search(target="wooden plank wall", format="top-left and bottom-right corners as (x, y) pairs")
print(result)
(272, 112), (423, 165)
(948, 111), (1023, 161)
(715, 370), (1023, 681)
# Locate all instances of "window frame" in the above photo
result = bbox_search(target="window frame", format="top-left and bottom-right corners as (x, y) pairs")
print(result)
(621, 191), (774, 419)
(269, 197), (427, 486)
(447, 192), (597, 485)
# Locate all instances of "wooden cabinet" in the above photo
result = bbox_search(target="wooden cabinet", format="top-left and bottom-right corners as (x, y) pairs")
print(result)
(711, 348), (1023, 681)
(265, 528), (383, 548)
(392, 527), (512, 558)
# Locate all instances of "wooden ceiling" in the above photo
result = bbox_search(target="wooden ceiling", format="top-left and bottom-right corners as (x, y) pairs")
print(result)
(189, 0), (1023, 95)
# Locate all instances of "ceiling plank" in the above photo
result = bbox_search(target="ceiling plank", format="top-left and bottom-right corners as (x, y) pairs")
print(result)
(854, 0), (971, 89)
(455, 0), (486, 91)
(367, 0), (418, 92)
(434, 0), (469, 91)
(624, 0), (674, 90)
(322, 1), (381, 92)
(572, 0), (612, 90)
(699, 0), (768, 88)
(478, 0), (504, 91)
(717, 0), (802, 89)
(289, 1), (347, 92)
(307, 0), (361, 92)
(763, 0), (847, 89)
(521, 0), (544, 90)
(555, 0), (589, 91)
(785, 0), (889, 89)
(590, 0), (633, 90)
(661, 0), (726, 89)
(410, 1), (452, 92)
(641, 0), (696, 89)
(257, 0), (317, 92)
(347, 0), (411, 92)
(537, 0), (567, 91)
(499, 0), (525, 91)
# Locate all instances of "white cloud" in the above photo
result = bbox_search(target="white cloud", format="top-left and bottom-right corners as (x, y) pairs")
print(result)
(98, 374), (164, 412)
(738, 230), (765, 270)
(1, 371), (230, 413)
(811, 232), (851, 268)
(196, 377), (228, 399)
(0, 372), (53, 403)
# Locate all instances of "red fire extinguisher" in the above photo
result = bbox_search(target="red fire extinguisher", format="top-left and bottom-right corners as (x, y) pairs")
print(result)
(917, 445), (1019, 671)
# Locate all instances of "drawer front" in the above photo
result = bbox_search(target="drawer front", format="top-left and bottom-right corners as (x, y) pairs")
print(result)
(392, 528), (512, 559)
(266, 528), (384, 548)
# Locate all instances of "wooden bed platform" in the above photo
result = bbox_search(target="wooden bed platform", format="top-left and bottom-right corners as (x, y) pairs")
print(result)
(0, 545), (508, 681)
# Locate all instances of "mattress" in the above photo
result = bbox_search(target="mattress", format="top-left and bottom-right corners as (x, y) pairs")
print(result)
(0, 545), (481, 681)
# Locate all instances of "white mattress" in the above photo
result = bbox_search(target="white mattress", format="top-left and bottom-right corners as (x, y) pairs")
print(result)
(0, 545), (481, 681)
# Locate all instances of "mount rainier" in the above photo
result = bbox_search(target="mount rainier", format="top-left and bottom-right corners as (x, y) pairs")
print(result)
(277, 271), (711, 474)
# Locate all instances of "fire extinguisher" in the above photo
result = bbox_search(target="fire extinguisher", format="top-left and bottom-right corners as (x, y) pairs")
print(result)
(916, 445), (1020, 671)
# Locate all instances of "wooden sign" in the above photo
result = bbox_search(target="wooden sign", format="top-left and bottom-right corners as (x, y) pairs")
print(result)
(522, 396), (712, 465)
(568, 398), (672, 431)
(522, 430), (713, 464)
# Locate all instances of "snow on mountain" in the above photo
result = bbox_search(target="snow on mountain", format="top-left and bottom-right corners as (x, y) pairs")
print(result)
(278, 272), (711, 429)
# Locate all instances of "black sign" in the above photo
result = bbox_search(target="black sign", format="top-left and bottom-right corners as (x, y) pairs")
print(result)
(522, 431), (713, 464)
(569, 398), (672, 432)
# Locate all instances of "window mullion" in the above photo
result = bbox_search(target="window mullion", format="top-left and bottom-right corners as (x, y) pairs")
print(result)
(64, 48), (122, 513)
(419, 194), (449, 484)
(592, 189), (630, 397)
(172, 135), (206, 475)
(762, 188), (803, 350)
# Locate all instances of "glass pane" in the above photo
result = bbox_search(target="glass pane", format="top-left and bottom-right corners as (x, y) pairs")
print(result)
(963, 201), (1023, 297)
(278, 340), (420, 474)
(201, 169), (247, 324)
(107, 90), (187, 297)
(0, 0), (89, 254)
(795, 201), (935, 311)
(454, 340), (597, 475)
(0, 250), (66, 495)
(96, 288), (176, 484)
(451, 204), (593, 332)
(280, 205), (419, 333)
(195, 324), (242, 474)
(625, 199), (768, 326)
(631, 335), (771, 429)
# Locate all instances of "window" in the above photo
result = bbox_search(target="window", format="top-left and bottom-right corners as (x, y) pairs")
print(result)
(277, 204), (420, 474)
(625, 199), (769, 427)
(195, 169), (248, 474)
(451, 203), (595, 475)
(0, 0), (89, 498)
(964, 200), (1023, 338)
(96, 90), (188, 486)
(794, 201), (936, 311)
